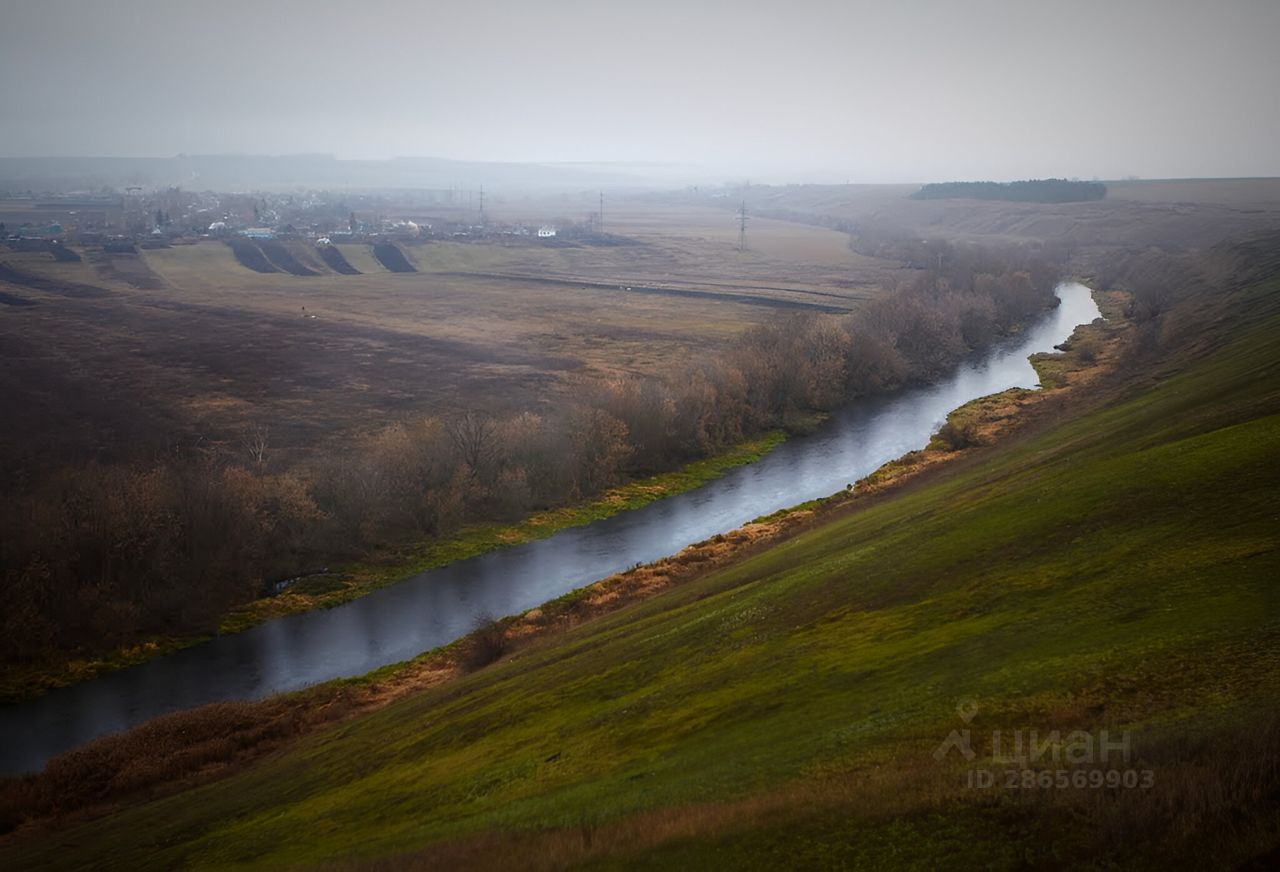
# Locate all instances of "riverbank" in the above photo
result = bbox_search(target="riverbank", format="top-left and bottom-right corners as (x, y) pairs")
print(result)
(0, 431), (786, 705)
(0, 289), (1133, 834)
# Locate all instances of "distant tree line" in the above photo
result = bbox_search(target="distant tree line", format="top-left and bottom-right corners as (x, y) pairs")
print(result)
(911, 179), (1107, 203)
(0, 236), (1066, 666)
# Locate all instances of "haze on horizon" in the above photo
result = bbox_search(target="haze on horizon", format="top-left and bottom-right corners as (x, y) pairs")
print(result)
(2, 0), (1278, 184)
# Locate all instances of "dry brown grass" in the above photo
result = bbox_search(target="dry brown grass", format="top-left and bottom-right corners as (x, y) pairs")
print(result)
(0, 691), (360, 835)
(2, 207), (893, 482)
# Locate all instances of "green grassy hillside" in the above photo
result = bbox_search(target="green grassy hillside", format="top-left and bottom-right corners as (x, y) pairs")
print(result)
(6, 252), (1279, 870)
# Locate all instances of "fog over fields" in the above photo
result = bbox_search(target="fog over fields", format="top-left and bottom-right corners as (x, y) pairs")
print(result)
(2, 0), (1279, 182)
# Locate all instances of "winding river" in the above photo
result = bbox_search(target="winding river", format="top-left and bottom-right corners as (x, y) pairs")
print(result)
(0, 283), (1101, 774)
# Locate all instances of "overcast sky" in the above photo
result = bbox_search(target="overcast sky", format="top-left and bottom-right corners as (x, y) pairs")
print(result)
(2, 0), (1277, 182)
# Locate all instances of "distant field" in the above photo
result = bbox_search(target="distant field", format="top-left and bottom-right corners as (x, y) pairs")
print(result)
(736, 178), (1280, 252)
(1104, 177), (1280, 205)
(0, 207), (895, 478)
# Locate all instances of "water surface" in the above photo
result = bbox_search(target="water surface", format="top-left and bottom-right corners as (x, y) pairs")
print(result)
(0, 282), (1101, 774)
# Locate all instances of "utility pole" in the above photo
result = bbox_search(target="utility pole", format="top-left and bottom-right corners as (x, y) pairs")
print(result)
(478, 184), (485, 226)
(599, 191), (604, 235)
(736, 199), (749, 252)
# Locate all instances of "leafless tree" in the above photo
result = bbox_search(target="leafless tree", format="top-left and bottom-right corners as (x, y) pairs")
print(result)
(241, 423), (270, 470)
(446, 410), (497, 479)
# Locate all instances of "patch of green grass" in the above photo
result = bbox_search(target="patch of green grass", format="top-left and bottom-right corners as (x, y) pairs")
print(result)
(8, 278), (1280, 870)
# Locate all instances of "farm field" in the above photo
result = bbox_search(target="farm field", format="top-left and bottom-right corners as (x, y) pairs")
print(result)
(0, 205), (901, 479)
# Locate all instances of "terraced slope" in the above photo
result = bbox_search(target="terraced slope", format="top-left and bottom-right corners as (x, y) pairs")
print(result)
(4, 243), (1279, 870)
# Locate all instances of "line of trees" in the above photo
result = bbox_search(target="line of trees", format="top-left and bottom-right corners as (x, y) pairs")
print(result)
(0, 238), (1065, 665)
(911, 179), (1107, 203)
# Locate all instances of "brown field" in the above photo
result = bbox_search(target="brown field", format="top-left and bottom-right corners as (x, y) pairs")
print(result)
(7, 182), (1273, 481)
(1104, 177), (1280, 205)
(0, 205), (901, 479)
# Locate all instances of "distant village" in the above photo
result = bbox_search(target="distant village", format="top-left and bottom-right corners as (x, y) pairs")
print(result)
(0, 185), (617, 253)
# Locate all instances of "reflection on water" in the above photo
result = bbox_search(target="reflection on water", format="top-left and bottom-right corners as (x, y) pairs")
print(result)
(0, 283), (1101, 773)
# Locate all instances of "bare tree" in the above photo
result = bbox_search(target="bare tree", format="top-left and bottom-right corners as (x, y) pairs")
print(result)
(446, 410), (497, 480)
(241, 423), (270, 470)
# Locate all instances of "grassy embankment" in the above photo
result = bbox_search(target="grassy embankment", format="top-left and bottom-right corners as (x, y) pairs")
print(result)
(6, 247), (1277, 870)
(0, 431), (785, 704)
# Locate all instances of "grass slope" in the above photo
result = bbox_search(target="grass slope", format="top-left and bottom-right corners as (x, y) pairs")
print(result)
(6, 270), (1279, 870)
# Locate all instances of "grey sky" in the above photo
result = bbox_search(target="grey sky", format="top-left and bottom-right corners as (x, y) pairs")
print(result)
(2, 0), (1277, 182)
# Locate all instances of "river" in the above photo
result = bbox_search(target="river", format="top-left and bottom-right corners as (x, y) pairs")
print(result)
(0, 282), (1101, 774)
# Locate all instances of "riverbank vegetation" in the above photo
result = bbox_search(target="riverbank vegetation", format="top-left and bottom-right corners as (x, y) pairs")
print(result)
(0, 234), (1066, 696)
(4, 231), (1275, 869)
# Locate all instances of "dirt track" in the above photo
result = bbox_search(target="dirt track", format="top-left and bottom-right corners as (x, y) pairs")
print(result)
(436, 271), (854, 313)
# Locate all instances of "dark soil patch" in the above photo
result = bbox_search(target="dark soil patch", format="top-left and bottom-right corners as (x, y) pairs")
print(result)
(2, 240), (81, 262)
(0, 291), (36, 306)
(86, 250), (166, 290)
(48, 244), (80, 263)
(372, 242), (416, 273)
(317, 245), (360, 275)
(255, 240), (319, 276)
(224, 239), (277, 274)
(0, 262), (110, 298)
